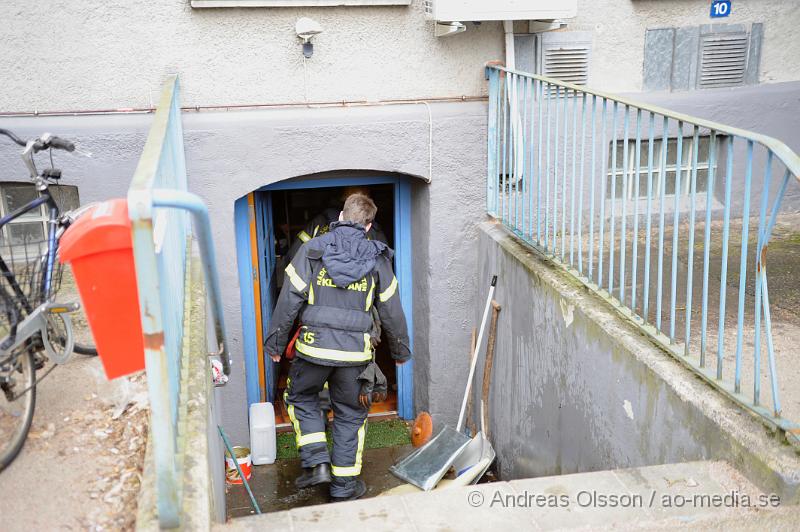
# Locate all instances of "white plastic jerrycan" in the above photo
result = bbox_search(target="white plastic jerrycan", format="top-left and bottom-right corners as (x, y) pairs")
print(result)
(249, 402), (277, 465)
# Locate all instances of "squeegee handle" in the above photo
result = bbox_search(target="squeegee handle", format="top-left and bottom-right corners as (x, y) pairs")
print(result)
(456, 275), (497, 432)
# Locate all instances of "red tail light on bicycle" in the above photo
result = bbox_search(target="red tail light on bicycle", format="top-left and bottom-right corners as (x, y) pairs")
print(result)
(59, 199), (144, 379)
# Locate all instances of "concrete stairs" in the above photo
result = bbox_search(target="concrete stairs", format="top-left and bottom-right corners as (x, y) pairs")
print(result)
(218, 460), (796, 531)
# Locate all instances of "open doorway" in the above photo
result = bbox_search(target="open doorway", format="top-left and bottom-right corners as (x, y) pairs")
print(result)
(234, 175), (414, 428)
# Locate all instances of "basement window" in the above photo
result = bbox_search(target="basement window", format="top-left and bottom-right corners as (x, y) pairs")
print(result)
(606, 136), (716, 200)
(0, 182), (79, 249)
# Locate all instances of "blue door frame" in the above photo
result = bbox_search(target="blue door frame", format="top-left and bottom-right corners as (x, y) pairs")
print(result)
(234, 176), (414, 420)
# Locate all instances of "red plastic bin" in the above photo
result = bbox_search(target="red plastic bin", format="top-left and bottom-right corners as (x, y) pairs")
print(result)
(59, 199), (144, 379)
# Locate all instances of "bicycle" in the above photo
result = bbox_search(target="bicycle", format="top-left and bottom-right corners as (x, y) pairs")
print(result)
(0, 128), (98, 472)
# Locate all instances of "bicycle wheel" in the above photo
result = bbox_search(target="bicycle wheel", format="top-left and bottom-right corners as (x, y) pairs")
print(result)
(0, 349), (36, 472)
(47, 316), (96, 357)
(73, 343), (97, 356)
(51, 335), (97, 357)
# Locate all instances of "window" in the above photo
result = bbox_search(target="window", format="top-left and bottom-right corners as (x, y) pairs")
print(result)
(0, 182), (79, 249)
(643, 23), (762, 91)
(606, 136), (717, 200)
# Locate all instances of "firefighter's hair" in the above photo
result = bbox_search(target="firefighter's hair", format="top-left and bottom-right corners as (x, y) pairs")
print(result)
(342, 193), (377, 226)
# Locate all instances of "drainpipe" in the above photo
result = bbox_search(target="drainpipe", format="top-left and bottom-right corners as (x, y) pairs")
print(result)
(503, 20), (524, 193)
(503, 20), (515, 70)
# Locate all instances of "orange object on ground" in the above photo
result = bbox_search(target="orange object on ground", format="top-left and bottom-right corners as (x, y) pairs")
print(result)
(225, 446), (252, 484)
(59, 199), (144, 379)
(411, 411), (433, 447)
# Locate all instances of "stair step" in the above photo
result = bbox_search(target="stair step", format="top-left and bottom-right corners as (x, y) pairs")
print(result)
(218, 460), (779, 531)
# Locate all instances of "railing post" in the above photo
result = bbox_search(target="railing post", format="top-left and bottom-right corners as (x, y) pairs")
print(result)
(129, 190), (180, 528)
(486, 68), (498, 217)
(128, 75), (186, 529)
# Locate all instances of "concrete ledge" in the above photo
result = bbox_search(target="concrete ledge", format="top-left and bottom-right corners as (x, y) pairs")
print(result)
(136, 251), (220, 530)
(476, 220), (800, 503)
(220, 460), (791, 531)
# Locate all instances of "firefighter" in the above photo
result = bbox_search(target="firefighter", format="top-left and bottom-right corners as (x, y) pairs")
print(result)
(284, 187), (388, 264)
(265, 193), (411, 501)
(282, 187), (387, 421)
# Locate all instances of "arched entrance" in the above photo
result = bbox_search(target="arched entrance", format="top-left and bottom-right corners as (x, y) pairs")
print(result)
(234, 174), (414, 424)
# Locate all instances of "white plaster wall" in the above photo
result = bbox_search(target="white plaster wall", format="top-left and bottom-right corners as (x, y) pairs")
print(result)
(0, 0), (503, 112)
(2, 1), (798, 112)
(570, 0), (800, 93)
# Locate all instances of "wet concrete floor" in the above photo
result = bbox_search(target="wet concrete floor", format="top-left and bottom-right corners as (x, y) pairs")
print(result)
(227, 445), (414, 518)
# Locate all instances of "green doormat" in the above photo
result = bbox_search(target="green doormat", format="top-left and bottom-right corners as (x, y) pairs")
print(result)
(277, 419), (411, 460)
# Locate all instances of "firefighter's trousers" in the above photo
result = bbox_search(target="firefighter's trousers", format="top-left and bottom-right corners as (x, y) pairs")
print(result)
(285, 357), (369, 496)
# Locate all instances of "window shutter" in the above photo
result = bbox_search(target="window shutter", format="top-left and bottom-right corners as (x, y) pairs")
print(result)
(698, 31), (749, 89)
(643, 23), (762, 92)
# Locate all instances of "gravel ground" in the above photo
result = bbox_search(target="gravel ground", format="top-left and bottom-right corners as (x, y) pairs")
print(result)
(0, 270), (149, 531)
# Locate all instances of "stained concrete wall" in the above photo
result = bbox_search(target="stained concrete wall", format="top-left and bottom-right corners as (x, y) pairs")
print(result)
(475, 221), (800, 501)
(1, 1), (799, 112)
(0, 101), (487, 444)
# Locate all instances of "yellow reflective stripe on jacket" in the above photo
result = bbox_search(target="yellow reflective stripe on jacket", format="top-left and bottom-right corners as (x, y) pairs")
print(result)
(295, 340), (372, 363)
(365, 276), (376, 311)
(297, 432), (327, 447)
(331, 420), (366, 477)
(285, 263), (307, 292)
(298, 230), (312, 243)
(308, 283), (315, 305)
(379, 276), (398, 302)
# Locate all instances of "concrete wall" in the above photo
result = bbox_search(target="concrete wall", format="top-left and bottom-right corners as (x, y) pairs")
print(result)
(0, 101), (487, 444)
(570, 0), (800, 93)
(1, 1), (799, 112)
(475, 221), (800, 500)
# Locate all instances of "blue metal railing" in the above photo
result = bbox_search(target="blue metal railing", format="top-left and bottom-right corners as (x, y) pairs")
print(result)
(486, 65), (800, 441)
(128, 75), (229, 528)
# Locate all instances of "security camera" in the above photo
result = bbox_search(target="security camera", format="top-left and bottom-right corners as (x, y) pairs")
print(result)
(296, 17), (323, 58)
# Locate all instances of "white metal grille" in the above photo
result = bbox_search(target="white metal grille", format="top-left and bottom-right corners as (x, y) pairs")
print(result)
(699, 33), (749, 89)
(543, 46), (590, 85)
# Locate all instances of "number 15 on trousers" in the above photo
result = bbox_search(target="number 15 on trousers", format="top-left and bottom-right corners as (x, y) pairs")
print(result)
(711, 0), (731, 18)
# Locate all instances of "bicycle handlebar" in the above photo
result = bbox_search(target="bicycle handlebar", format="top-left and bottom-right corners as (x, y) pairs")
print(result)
(0, 128), (27, 147)
(33, 134), (75, 153)
(0, 129), (75, 153)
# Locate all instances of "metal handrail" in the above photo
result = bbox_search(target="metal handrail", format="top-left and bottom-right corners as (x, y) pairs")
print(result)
(489, 66), (800, 179)
(485, 64), (800, 443)
(128, 75), (228, 528)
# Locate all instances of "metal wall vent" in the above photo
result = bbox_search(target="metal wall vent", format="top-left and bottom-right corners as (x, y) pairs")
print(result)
(532, 32), (592, 97)
(543, 46), (590, 86)
(698, 32), (749, 88)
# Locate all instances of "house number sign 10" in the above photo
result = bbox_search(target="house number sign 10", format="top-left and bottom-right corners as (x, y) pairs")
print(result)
(710, 0), (732, 18)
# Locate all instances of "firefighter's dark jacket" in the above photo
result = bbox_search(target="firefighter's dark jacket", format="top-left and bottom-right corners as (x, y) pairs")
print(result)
(265, 221), (411, 367)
